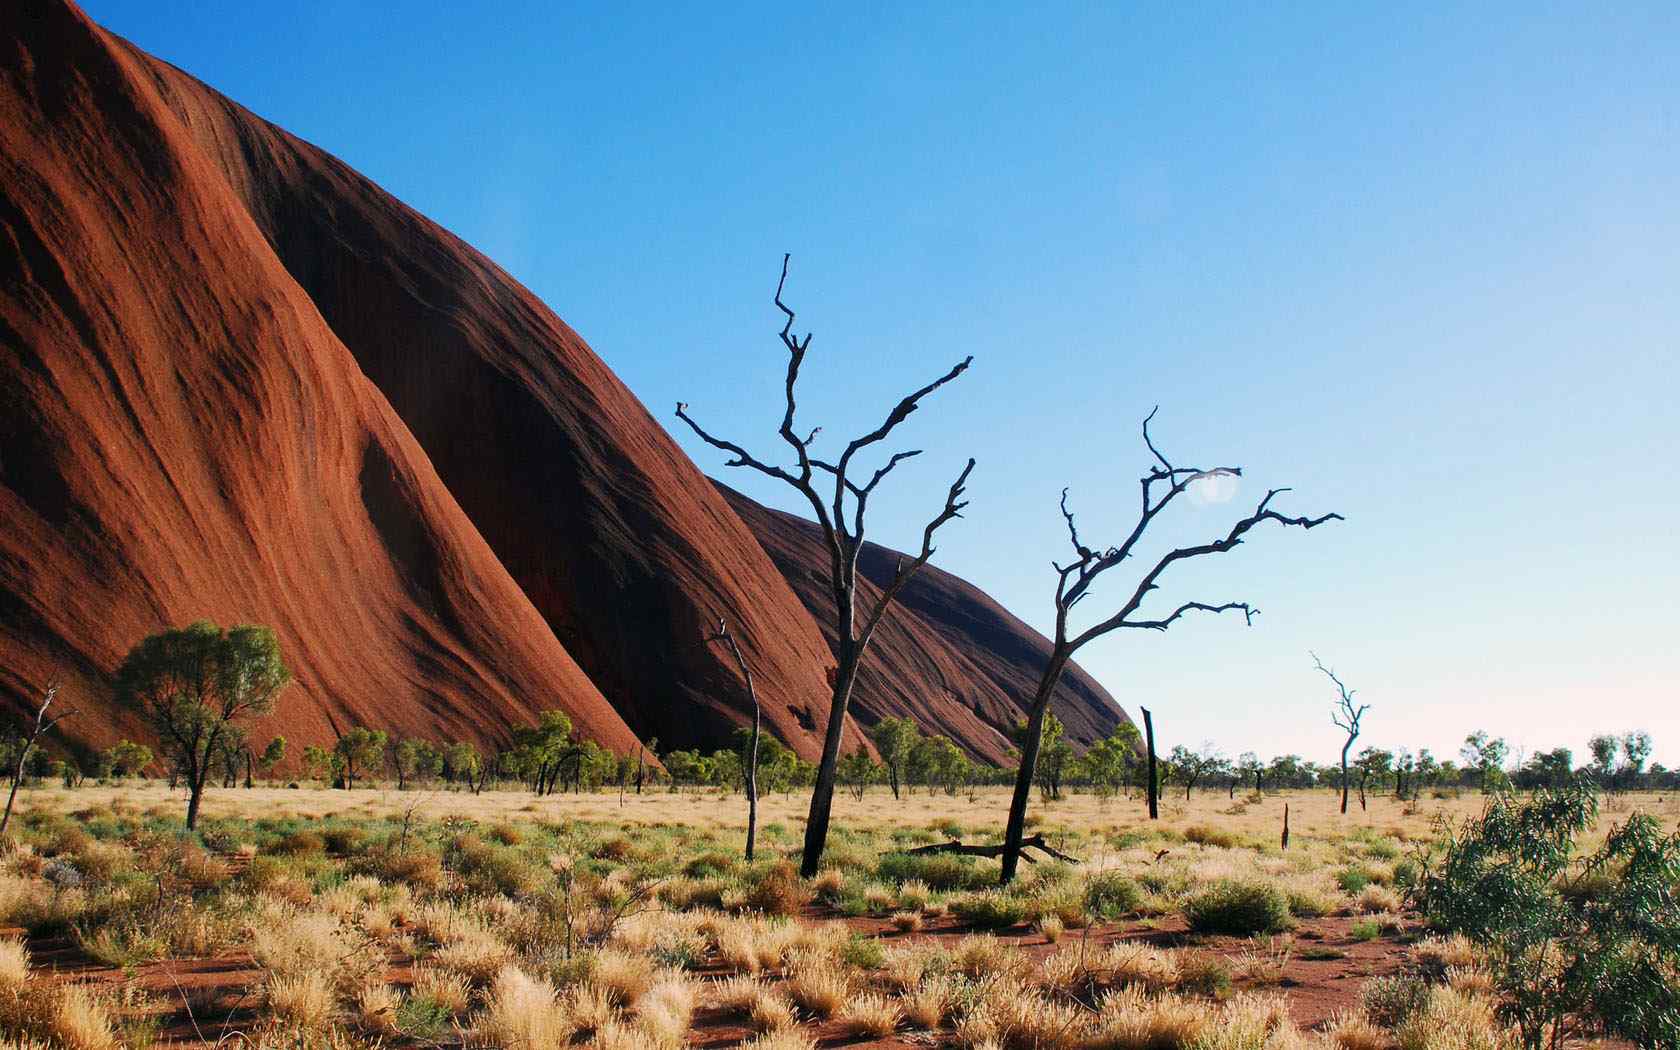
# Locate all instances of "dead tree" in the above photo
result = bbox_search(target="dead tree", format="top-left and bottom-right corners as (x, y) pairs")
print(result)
(1317, 652), (1368, 815)
(677, 255), (975, 876)
(997, 410), (1341, 884)
(1141, 707), (1160, 820)
(1, 682), (75, 837)
(704, 619), (762, 862)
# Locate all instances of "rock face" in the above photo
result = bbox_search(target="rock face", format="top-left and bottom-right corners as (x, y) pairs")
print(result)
(0, 0), (1126, 765)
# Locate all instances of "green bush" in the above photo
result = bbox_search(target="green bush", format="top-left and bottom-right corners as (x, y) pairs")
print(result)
(876, 851), (993, 891)
(1418, 780), (1680, 1049)
(1181, 880), (1290, 936)
(1349, 919), (1381, 941)
(1183, 825), (1238, 849)
(1178, 954), (1233, 999)
(1083, 872), (1142, 920)
(952, 890), (1030, 929)
(1361, 974), (1430, 1028)
(1336, 866), (1374, 894)
(841, 935), (885, 970)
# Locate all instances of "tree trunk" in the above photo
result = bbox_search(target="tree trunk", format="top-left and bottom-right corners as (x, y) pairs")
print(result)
(745, 702), (761, 863)
(0, 761), (24, 838)
(1339, 740), (1352, 814)
(186, 779), (204, 830)
(800, 636), (859, 878)
(1142, 708), (1159, 820)
(1000, 668), (1062, 885)
(1358, 771), (1368, 810)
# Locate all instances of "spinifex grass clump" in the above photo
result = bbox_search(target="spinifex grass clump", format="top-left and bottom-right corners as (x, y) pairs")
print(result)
(1417, 778), (1680, 1049)
(1182, 880), (1291, 936)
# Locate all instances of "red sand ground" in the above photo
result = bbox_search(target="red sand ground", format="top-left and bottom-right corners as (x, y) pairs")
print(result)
(20, 905), (1418, 1049)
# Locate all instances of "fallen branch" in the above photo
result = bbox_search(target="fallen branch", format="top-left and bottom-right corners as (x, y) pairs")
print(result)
(894, 834), (1080, 865)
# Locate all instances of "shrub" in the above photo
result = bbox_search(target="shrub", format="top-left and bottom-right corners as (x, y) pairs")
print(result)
(1184, 825), (1238, 849)
(1084, 872), (1143, 920)
(1336, 866), (1374, 894)
(1349, 919), (1381, 941)
(876, 851), (991, 891)
(952, 890), (1029, 930)
(683, 852), (737, 879)
(1182, 880), (1291, 936)
(1178, 954), (1233, 1000)
(321, 826), (364, 856)
(1418, 780), (1680, 1049)
(840, 935), (885, 971)
(268, 831), (325, 856)
(742, 862), (811, 917)
(1362, 974), (1432, 1029)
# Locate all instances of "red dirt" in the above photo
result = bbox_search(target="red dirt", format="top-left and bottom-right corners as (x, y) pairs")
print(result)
(2, 0), (1129, 765)
(25, 910), (1419, 1048)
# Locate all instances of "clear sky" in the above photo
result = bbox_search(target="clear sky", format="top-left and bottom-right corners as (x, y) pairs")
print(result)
(84, 2), (1678, 768)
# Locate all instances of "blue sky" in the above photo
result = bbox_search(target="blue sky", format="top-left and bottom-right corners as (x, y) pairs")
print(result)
(87, 2), (1678, 767)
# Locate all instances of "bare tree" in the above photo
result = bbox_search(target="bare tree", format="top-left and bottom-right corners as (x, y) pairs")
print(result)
(704, 618), (762, 861)
(2, 682), (75, 837)
(677, 255), (975, 876)
(998, 410), (1341, 884)
(1317, 652), (1368, 815)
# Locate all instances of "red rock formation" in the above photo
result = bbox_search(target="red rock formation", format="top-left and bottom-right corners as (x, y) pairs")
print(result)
(1, 0), (1127, 766)
(0, 0), (642, 757)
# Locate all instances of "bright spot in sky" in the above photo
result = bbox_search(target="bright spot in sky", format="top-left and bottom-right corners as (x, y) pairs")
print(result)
(1187, 469), (1240, 506)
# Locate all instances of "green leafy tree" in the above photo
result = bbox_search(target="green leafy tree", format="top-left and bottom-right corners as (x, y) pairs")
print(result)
(102, 740), (154, 778)
(392, 738), (443, 789)
(258, 736), (286, 780)
(113, 621), (291, 829)
(1418, 780), (1680, 1048)
(910, 735), (970, 796)
(442, 741), (481, 790)
(1353, 746), (1393, 810)
(869, 717), (922, 800)
(838, 745), (879, 800)
(662, 748), (706, 791)
(1618, 730), (1653, 791)
(1460, 730), (1509, 793)
(333, 727), (387, 790)
(1013, 711), (1074, 800)
(302, 744), (335, 784)
(1235, 751), (1264, 795)
(1080, 724), (1140, 800)
(1168, 743), (1226, 800)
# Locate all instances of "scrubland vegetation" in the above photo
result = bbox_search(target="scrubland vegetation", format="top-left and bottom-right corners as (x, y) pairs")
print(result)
(0, 780), (1671, 1049)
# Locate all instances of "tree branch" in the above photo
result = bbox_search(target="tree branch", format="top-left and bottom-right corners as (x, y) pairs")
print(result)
(856, 457), (976, 646)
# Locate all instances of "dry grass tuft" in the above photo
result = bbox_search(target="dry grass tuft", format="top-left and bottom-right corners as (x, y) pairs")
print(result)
(631, 974), (695, 1048)
(837, 991), (902, 1037)
(0, 940), (28, 994)
(355, 982), (402, 1037)
(411, 966), (473, 1016)
(1106, 943), (1182, 992)
(266, 971), (336, 1032)
(900, 974), (958, 1030)
(476, 966), (573, 1050)
(785, 959), (850, 1019)
(1090, 986), (1210, 1050)
(740, 1030), (818, 1050)
(748, 990), (797, 1033)
(890, 909), (924, 933)
(588, 948), (656, 1006)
